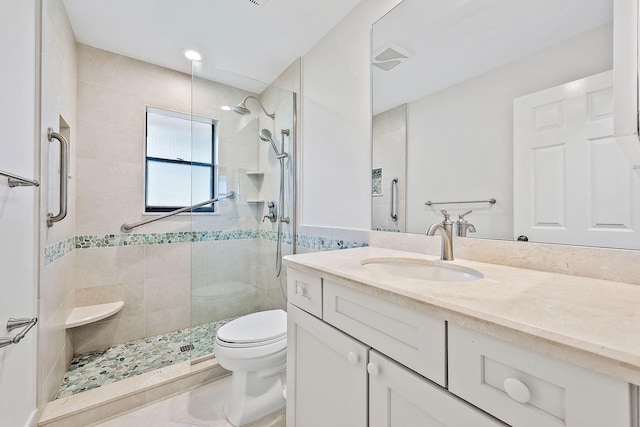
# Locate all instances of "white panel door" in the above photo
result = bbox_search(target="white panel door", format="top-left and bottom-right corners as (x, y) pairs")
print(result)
(514, 70), (640, 249)
(0, 0), (39, 426)
(369, 350), (506, 427)
(286, 303), (369, 427)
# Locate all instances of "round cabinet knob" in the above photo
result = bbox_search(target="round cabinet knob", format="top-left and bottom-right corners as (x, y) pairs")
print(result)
(347, 352), (360, 365)
(367, 362), (381, 377)
(504, 378), (531, 404)
(296, 286), (306, 296)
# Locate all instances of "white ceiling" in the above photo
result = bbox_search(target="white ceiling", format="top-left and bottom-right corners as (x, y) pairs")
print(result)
(373, 0), (613, 114)
(63, 0), (362, 93)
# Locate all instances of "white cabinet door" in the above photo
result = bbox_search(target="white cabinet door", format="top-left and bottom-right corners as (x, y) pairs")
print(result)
(513, 70), (640, 249)
(286, 303), (369, 427)
(369, 350), (506, 427)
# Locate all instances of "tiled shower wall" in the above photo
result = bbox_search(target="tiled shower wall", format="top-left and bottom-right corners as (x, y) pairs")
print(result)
(38, 0), (78, 407)
(72, 44), (271, 352)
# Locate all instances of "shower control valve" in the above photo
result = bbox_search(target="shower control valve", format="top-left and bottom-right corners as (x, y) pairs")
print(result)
(263, 201), (278, 223)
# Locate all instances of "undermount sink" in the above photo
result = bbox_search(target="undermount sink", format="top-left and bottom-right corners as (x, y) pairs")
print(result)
(361, 257), (483, 282)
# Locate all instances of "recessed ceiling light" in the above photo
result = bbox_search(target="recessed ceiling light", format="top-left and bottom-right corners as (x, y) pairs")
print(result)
(220, 106), (232, 111)
(184, 49), (202, 61)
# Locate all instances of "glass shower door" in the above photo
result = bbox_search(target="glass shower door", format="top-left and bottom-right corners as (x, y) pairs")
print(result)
(188, 61), (295, 361)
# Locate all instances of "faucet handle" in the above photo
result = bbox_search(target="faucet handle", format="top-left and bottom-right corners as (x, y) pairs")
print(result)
(458, 209), (473, 220)
(440, 209), (450, 220)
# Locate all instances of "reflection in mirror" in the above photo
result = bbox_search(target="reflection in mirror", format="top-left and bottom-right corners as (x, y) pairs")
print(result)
(372, 0), (640, 250)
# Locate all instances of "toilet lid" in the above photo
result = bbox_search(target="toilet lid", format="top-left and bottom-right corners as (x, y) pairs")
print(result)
(217, 309), (287, 345)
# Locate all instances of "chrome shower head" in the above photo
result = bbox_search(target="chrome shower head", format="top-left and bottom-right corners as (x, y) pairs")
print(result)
(232, 104), (251, 115)
(231, 95), (275, 119)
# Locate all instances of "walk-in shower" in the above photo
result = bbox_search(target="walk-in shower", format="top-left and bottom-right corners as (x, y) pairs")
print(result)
(46, 47), (296, 412)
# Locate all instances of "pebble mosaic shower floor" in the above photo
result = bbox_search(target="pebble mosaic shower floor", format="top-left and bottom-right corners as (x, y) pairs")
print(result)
(56, 317), (236, 399)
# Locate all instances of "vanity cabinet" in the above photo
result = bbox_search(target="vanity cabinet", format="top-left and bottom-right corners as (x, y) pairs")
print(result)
(448, 324), (632, 427)
(286, 267), (634, 427)
(369, 350), (506, 426)
(287, 303), (369, 427)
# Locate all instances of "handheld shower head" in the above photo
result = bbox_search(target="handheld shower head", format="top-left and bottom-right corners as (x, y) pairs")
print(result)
(231, 95), (275, 119)
(259, 128), (282, 156)
(259, 128), (273, 142)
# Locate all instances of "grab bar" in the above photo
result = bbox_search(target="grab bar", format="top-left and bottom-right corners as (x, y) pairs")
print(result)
(0, 170), (39, 187)
(47, 128), (69, 227)
(425, 198), (496, 206)
(390, 177), (398, 221)
(0, 317), (37, 349)
(121, 191), (236, 233)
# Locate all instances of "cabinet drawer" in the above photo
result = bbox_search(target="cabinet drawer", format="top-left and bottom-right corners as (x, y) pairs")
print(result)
(287, 268), (322, 318)
(369, 350), (506, 427)
(323, 280), (446, 386)
(448, 324), (631, 427)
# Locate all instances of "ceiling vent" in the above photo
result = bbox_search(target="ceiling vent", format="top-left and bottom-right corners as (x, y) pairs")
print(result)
(372, 42), (411, 72)
(245, 0), (271, 6)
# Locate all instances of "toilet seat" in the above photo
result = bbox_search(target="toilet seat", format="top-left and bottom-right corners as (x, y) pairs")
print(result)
(216, 309), (287, 348)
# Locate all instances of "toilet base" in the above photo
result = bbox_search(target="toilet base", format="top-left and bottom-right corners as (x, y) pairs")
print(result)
(224, 369), (286, 427)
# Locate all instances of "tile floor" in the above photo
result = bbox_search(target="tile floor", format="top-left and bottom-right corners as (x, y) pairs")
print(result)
(57, 317), (236, 398)
(90, 376), (286, 427)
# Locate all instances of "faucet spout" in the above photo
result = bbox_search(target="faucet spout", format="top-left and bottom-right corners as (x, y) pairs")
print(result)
(426, 223), (454, 261)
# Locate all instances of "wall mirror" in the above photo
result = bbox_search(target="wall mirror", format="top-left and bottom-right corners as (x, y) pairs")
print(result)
(372, 0), (640, 250)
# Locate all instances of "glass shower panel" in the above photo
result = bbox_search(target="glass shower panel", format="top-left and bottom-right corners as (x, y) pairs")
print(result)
(188, 61), (295, 361)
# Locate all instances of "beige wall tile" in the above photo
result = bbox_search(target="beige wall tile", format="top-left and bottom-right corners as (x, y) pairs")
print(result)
(144, 275), (190, 314)
(73, 315), (146, 354)
(143, 64), (191, 112)
(76, 158), (143, 200)
(144, 243), (191, 279)
(75, 196), (141, 236)
(38, 290), (74, 405)
(77, 81), (144, 130)
(145, 306), (190, 337)
(75, 246), (145, 288)
(76, 120), (144, 163)
(77, 44), (147, 96)
(40, 252), (76, 322)
(75, 280), (144, 320)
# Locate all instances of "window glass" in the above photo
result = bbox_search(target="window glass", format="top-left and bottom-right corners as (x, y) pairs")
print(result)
(145, 107), (216, 212)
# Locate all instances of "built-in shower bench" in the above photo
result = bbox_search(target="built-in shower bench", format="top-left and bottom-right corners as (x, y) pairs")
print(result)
(64, 301), (124, 329)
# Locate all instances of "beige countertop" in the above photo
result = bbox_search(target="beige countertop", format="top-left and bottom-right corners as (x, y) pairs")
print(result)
(283, 246), (640, 385)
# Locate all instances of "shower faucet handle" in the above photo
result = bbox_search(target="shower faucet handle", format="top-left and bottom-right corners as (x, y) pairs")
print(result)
(263, 201), (278, 223)
(263, 213), (276, 222)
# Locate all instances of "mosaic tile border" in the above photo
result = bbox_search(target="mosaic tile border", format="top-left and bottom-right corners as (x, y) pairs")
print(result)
(45, 230), (367, 265)
(295, 233), (367, 251)
(75, 229), (262, 249)
(44, 237), (75, 265)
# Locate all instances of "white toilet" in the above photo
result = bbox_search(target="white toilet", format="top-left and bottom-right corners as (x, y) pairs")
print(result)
(213, 309), (287, 426)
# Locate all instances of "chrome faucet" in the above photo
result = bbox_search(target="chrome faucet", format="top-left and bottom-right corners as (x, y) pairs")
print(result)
(456, 209), (476, 237)
(426, 209), (454, 261)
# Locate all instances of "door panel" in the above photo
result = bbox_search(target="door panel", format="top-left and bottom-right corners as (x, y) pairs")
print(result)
(514, 70), (640, 249)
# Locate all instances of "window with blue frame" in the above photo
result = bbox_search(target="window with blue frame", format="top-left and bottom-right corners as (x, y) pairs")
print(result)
(145, 106), (216, 212)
